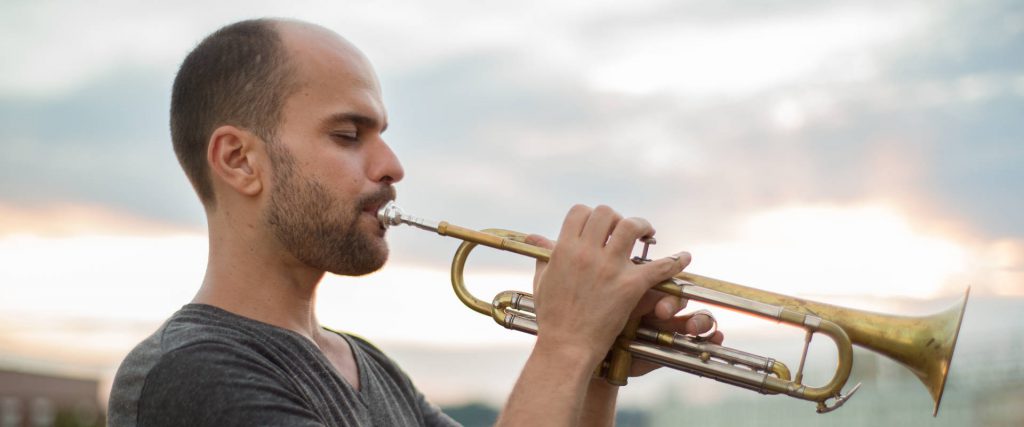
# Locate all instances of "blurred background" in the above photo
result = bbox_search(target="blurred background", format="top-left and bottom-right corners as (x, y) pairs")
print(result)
(1, 0), (1021, 425)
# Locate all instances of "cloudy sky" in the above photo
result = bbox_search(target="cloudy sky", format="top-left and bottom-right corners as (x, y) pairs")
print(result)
(0, 0), (1021, 404)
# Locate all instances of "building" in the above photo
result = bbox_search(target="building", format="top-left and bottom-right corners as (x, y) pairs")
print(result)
(0, 367), (103, 427)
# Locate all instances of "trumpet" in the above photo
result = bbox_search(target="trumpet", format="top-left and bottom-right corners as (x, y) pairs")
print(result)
(377, 202), (969, 415)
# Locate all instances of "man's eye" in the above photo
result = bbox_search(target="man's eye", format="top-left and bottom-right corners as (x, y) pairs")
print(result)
(331, 132), (359, 143)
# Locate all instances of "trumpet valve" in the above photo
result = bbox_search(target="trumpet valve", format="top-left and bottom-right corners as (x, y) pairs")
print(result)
(631, 236), (658, 264)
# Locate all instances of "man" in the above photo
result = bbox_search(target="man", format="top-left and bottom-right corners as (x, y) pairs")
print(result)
(108, 18), (721, 426)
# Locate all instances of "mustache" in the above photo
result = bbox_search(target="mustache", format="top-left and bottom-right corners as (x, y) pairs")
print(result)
(359, 185), (397, 212)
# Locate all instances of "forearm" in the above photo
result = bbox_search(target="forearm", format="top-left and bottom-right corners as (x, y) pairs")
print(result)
(580, 377), (618, 427)
(495, 342), (598, 427)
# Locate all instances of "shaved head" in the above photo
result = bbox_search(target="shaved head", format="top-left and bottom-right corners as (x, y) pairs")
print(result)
(170, 18), (375, 208)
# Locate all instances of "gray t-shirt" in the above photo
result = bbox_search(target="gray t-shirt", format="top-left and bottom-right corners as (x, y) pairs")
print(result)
(108, 304), (459, 427)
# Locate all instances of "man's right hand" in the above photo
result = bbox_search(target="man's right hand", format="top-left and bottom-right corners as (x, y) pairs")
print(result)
(528, 204), (691, 369)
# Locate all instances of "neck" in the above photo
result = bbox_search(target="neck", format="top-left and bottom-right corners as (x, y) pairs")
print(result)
(193, 208), (328, 341)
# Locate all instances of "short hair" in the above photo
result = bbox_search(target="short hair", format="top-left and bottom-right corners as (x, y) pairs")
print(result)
(170, 18), (296, 207)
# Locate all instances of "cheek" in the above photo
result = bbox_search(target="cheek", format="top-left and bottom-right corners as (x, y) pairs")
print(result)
(315, 158), (370, 201)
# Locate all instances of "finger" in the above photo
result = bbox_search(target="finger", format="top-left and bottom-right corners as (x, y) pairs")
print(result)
(684, 310), (717, 336)
(642, 312), (725, 344)
(525, 234), (555, 250)
(558, 204), (592, 241)
(685, 315), (711, 336)
(638, 251), (691, 288)
(641, 307), (711, 334)
(580, 205), (621, 247)
(618, 252), (688, 306)
(605, 217), (654, 256)
(633, 291), (661, 317)
(628, 359), (661, 377)
(653, 294), (684, 320)
(526, 234), (554, 291)
(642, 312), (692, 333)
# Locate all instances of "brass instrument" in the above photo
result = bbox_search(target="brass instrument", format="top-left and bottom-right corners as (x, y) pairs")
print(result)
(378, 202), (969, 415)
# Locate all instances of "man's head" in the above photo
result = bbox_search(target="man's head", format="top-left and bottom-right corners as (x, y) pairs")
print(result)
(171, 19), (294, 207)
(173, 19), (404, 276)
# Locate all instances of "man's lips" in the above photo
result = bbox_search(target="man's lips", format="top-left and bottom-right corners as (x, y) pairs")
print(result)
(362, 200), (392, 217)
(359, 186), (397, 230)
(360, 187), (397, 214)
(361, 198), (396, 232)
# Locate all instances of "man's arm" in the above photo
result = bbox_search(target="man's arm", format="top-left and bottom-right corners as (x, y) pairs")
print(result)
(497, 339), (603, 426)
(580, 378), (619, 427)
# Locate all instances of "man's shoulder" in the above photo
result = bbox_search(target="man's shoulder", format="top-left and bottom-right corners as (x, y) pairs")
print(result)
(117, 304), (304, 377)
(108, 304), (305, 426)
(120, 305), (261, 363)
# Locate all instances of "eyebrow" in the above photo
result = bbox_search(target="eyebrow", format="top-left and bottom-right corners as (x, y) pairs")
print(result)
(323, 112), (388, 133)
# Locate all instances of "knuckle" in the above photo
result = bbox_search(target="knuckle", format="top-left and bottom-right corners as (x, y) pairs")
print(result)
(620, 217), (652, 236)
(619, 218), (639, 231)
(570, 250), (590, 266)
(662, 258), (678, 273)
(569, 204), (591, 216)
(594, 205), (621, 219)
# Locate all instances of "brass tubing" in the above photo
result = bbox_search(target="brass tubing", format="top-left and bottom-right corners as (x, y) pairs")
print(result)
(451, 239), (492, 316)
(379, 202), (968, 414)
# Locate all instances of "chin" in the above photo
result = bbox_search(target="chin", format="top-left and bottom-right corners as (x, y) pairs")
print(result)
(328, 245), (389, 277)
(331, 259), (387, 277)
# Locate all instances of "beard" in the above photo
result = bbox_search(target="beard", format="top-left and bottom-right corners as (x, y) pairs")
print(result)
(263, 142), (394, 276)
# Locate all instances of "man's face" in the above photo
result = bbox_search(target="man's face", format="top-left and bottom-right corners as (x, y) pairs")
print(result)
(263, 24), (403, 276)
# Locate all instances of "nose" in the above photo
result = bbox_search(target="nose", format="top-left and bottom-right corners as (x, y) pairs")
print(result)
(369, 139), (405, 184)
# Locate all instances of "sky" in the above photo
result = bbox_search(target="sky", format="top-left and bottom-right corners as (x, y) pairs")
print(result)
(0, 0), (1022, 409)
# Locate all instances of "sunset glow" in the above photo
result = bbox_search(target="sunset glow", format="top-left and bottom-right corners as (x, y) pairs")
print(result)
(694, 204), (969, 299)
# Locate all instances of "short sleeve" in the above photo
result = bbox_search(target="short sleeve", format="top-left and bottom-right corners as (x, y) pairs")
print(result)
(136, 342), (325, 427)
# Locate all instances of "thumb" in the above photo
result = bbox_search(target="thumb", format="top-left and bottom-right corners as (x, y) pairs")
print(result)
(640, 251), (691, 288)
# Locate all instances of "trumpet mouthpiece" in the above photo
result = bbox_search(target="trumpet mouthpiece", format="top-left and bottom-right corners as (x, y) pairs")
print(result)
(376, 202), (441, 233)
(377, 201), (404, 229)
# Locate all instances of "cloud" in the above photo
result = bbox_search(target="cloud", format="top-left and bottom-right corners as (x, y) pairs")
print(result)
(584, 2), (932, 97)
(0, 64), (205, 227)
(0, 0), (1020, 264)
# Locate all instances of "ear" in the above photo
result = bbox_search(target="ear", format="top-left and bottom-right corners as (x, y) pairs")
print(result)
(207, 125), (265, 199)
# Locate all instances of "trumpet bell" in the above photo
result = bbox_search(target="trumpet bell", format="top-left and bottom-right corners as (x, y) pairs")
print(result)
(870, 287), (970, 416)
